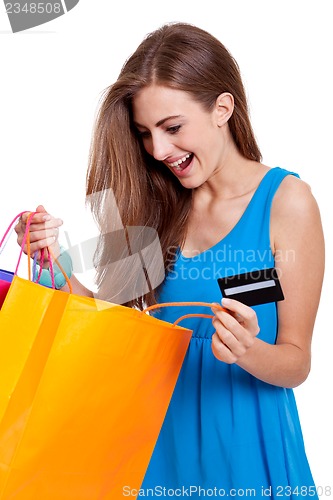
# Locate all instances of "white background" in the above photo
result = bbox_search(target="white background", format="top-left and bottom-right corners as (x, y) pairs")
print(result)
(1, 0), (332, 488)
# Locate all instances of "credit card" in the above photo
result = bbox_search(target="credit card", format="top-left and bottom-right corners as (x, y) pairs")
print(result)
(217, 268), (284, 307)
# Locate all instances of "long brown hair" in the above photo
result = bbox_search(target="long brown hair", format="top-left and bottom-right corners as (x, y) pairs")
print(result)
(86, 22), (262, 309)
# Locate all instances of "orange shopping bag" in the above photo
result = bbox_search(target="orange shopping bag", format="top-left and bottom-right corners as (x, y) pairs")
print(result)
(0, 213), (220, 499)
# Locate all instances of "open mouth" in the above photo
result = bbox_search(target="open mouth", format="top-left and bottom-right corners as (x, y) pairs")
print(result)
(169, 153), (194, 172)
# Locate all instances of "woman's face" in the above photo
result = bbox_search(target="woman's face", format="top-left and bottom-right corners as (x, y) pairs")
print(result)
(132, 85), (228, 189)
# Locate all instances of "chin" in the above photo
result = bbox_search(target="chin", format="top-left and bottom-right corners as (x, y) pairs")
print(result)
(178, 177), (203, 190)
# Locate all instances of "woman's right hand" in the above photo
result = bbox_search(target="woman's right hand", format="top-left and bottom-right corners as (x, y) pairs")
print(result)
(14, 205), (63, 261)
(14, 205), (95, 298)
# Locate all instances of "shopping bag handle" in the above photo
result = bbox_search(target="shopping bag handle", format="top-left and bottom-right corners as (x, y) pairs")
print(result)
(24, 215), (72, 292)
(0, 212), (72, 292)
(0, 211), (38, 277)
(47, 247), (73, 293)
(16, 212), (38, 278)
(0, 211), (28, 255)
(142, 302), (226, 327)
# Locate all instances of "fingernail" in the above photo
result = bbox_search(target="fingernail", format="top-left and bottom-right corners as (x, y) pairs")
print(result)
(222, 298), (231, 306)
(43, 215), (51, 221)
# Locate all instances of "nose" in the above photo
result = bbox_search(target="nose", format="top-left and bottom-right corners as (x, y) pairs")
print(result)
(151, 133), (173, 162)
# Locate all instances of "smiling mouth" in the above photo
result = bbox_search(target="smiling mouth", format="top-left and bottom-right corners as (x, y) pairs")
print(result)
(168, 153), (193, 171)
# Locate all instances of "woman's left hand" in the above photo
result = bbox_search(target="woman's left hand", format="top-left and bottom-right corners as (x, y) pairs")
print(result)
(211, 298), (260, 364)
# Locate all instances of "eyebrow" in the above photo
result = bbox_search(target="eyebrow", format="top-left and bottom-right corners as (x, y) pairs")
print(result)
(134, 115), (183, 129)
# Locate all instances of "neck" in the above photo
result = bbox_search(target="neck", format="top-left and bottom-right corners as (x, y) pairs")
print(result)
(196, 139), (264, 202)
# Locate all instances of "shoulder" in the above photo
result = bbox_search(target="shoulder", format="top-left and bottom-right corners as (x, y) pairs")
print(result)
(270, 171), (323, 251)
(272, 172), (320, 219)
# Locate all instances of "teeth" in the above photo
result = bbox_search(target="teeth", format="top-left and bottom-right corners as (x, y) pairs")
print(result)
(169, 153), (191, 168)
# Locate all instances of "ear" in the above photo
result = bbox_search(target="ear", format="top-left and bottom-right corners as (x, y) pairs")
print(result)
(214, 92), (234, 127)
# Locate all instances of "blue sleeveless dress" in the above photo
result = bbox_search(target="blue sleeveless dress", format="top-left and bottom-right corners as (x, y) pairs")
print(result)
(141, 168), (317, 498)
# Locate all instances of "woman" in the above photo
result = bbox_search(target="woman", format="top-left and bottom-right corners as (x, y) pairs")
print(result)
(16, 22), (324, 497)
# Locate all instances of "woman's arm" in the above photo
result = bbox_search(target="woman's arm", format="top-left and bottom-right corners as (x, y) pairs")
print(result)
(211, 175), (325, 388)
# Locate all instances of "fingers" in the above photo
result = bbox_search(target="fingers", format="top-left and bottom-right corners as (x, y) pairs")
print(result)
(36, 204), (47, 213)
(14, 206), (63, 257)
(25, 218), (63, 233)
(216, 298), (259, 335)
(17, 208), (63, 231)
(211, 333), (239, 364)
(20, 210), (52, 225)
(26, 229), (59, 249)
(15, 218), (63, 240)
(212, 311), (252, 346)
(211, 298), (260, 364)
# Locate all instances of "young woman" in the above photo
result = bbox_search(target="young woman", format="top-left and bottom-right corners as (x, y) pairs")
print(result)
(16, 22), (324, 498)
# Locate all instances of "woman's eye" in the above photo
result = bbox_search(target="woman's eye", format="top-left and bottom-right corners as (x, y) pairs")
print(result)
(167, 125), (181, 134)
